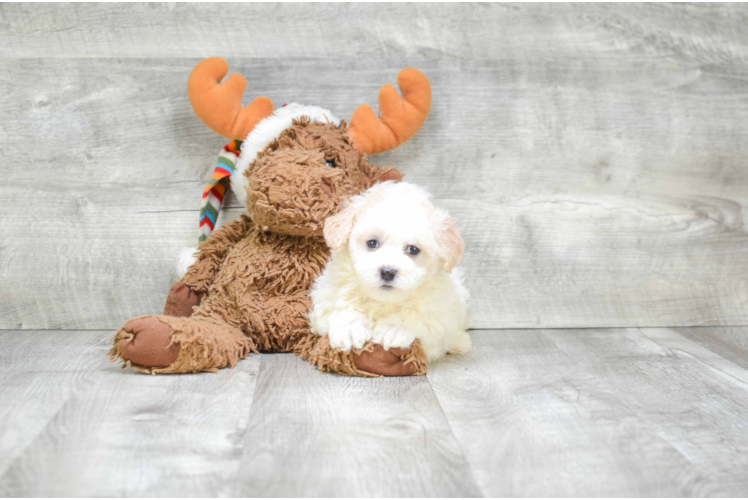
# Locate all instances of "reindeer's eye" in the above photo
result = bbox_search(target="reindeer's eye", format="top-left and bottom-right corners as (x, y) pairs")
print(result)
(325, 159), (336, 168)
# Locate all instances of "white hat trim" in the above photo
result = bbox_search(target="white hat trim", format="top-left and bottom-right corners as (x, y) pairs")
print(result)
(230, 103), (340, 201)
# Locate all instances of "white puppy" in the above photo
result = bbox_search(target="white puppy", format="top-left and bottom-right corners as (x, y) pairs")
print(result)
(309, 181), (470, 363)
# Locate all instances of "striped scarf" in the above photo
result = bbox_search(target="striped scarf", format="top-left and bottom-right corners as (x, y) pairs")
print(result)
(198, 139), (242, 242)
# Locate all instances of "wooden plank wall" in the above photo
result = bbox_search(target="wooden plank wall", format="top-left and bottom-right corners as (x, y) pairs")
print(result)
(1, 3), (748, 330)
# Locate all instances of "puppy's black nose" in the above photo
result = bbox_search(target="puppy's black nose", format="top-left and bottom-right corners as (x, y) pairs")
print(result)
(380, 267), (398, 282)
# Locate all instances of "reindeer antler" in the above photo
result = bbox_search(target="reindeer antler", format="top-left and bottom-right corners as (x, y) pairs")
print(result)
(347, 68), (432, 155)
(187, 57), (274, 140)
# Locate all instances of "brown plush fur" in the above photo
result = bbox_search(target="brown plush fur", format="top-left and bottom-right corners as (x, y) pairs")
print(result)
(109, 119), (427, 376)
(163, 282), (202, 317)
(298, 336), (428, 377)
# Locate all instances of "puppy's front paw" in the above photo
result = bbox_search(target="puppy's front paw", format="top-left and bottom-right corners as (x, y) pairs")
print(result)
(372, 322), (416, 350)
(328, 317), (372, 352)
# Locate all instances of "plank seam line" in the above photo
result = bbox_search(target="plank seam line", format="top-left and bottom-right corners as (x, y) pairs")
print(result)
(422, 376), (486, 496)
(636, 327), (748, 390)
(134, 205), (245, 214)
(541, 328), (705, 473)
(467, 324), (748, 331)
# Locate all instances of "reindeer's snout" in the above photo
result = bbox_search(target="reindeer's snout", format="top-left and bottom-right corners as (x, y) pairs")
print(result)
(320, 179), (334, 197)
(243, 119), (379, 237)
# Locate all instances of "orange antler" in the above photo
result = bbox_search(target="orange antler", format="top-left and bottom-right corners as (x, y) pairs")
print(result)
(187, 57), (274, 140)
(347, 68), (432, 155)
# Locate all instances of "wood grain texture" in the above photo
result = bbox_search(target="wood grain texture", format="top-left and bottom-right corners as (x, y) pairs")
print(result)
(676, 326), (748, 371)
(234, 353), (481, 497)
(0, 331), (262, 497)
(2, 54), (748, 330)
(0, 331), (104, 478)
(428, 328), (748, 497)
(1, 3), (748, 331)
(1, 4), (747, 61)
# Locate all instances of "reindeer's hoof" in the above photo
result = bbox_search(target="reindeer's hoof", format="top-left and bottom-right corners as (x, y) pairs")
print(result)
(352, 345), (417, 377)
(163, 282), (202, 317)
(119, 317), (180, 368)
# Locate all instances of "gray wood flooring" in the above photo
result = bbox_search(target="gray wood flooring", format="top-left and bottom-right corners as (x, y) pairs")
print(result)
(1, 328), (748, 497)
(3, 4), (748, 497)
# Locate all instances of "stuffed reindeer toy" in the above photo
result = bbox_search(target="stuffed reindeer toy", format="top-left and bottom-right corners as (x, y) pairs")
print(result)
(109, 57), (432, 376)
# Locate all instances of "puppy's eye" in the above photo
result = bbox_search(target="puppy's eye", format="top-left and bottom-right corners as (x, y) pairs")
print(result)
(367, 239), (379, 249)
(325, 159), (336, 168)
(406, 245), (420, 256)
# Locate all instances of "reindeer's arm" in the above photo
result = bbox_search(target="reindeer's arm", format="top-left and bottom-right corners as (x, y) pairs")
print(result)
(164, 214), (254, 317)
(365, 164), (404, 186)
(181, 214), (255, 293)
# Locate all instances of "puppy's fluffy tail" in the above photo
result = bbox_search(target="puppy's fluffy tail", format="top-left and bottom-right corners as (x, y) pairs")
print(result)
(447, 330), (472, 355)
(176, 247), (198, 278)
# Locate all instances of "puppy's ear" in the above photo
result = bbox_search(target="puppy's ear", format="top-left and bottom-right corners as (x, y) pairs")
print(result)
(370, 166), (403, 186)
(436, 215), (464, 273)
(324, 200), (357, 252)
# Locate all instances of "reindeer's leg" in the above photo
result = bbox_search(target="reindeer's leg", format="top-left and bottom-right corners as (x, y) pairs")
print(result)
(157, 215), (256, 318)
(352, 341), (428, 376)
(297, 334), (428, 377)
(229, 287), (426, 376)
(298, 299), (427, 377)
(109, 307), (255, 374)
(163, 282), (203, 317)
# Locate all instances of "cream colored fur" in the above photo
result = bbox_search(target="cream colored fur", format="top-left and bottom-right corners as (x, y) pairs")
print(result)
(309, 182), (471, 362)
